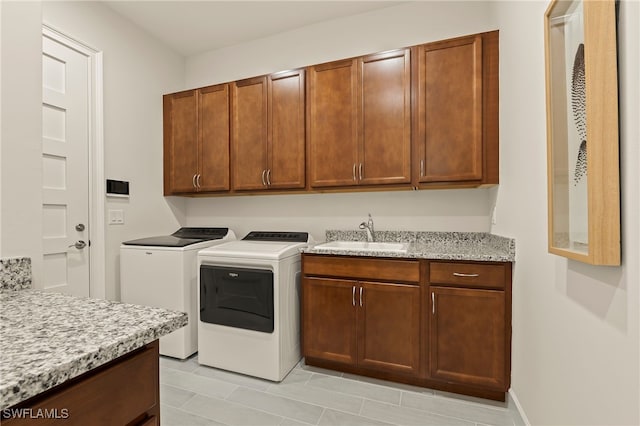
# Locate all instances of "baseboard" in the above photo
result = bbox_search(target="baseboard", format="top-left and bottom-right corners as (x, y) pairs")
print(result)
(508, 389), (531, 426)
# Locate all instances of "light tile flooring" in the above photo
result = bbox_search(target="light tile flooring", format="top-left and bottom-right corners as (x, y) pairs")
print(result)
(160, 355), (521, 426)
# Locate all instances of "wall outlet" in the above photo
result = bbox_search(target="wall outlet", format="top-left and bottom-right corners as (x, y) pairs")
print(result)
(491, 206), (497, 225)
(108, 209), (124, 225)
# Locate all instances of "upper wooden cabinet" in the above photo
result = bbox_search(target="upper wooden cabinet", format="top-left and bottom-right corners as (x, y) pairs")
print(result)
(414, 31), (498, 186)
(163, 30), (499, 196)
(163, 84), (230, 195)
(307, 59), (358, 187)
(308, 48), (411, 188)
(232, 69), (305, 191)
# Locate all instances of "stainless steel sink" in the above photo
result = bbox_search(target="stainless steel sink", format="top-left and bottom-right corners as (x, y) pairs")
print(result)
(314, 241), (409, 254)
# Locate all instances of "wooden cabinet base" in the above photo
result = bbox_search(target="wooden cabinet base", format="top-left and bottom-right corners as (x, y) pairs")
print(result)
(2, 341), (160, 425)
(304, 356), (506, 402)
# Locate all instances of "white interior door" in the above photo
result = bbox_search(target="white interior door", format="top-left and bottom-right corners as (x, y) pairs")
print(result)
(41, 34), (90, 297)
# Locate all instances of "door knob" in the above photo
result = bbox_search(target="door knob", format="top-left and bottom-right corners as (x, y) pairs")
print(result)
(68, 240), (87, 250)
(75, 223), (85, 231)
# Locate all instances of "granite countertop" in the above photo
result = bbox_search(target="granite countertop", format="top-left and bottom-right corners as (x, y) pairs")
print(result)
(302, 230), (515, 262)
(0, 289), (188, 410)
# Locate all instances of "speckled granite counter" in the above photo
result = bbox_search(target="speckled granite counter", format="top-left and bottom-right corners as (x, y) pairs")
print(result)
(302, 230), (515, 262)
(0, 257), (32, 291)
(0, 290), (188, 410)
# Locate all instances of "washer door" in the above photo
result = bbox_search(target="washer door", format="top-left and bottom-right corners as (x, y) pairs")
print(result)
(200, 265), (274, 333)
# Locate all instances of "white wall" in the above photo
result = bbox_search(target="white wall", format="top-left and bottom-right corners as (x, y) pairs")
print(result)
(187, 1), (496, 87)
(0, 1), (43, 281)
(187, 189), (492, 242)
(1, 1), (189, 300)
(184, 1), (498, 238)
(42, 1), (187, 300)
(491, 1), (640, 424)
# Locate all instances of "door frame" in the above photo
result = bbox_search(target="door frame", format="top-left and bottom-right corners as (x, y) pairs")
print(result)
(43, 24), (106, 299)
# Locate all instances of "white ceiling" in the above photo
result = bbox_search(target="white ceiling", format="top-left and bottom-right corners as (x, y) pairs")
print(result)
(104, 1), (403, 57)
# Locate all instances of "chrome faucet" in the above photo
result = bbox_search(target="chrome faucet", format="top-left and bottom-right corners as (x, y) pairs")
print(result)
(359, 213), (375, 242)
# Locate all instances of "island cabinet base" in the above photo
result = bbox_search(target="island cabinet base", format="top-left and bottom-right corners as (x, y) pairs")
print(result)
(3, 341), (160, 425)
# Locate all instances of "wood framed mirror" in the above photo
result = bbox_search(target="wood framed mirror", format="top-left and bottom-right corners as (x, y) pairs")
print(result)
(544, 0), (620, 265)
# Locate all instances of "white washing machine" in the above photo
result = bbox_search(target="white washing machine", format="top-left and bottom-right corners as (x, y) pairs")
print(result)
(197, 231), (313, 381)
(120, 227), (235, 359)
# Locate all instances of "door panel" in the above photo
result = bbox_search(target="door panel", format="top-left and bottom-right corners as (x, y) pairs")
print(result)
(308, 60), (359, 187)
(199, 84), (230, 191)
(41, 35), (90, 297)
(360, 50), (411, 185)
(419, 35), (483, 182)
(302, 277), (357, 365)
(232, 77), (268, 190)
(430, 286), (506, 389)
(268, 70), (305, 189)
(357, 282), (420, 375)
(165, 91), (198, 193)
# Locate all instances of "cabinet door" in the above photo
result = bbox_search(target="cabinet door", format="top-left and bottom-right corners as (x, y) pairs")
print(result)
(357, 281), (420, 375)
(268, 69), (305, 189)
(359, 49), (411, 185)
(417, 35), (483, 183)
(429, 286), (506, 390)
(232, 77), (268, 190)
(199, 84), (230, 192)
(164, 90), (198, 194)
(308, 59), (358, 187)
(302, 277), (357, 365)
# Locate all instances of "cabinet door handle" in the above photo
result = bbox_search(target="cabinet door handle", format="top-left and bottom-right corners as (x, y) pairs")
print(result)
(196, 174), (201, 188)
(352, 164), (357, 181)
(192, 174), (197, 188)
(420, 160), (425, 177)
(266, 169), (271, 186)
(352, 286), (356, 307)
(359, 286), (363, 307)
(453, 272), (480, 278)
(261, 169), (266, 186)
(359, 163), (363, 181)
(431, 292), (435, 315)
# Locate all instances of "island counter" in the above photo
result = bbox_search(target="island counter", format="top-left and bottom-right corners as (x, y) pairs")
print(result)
(0, 285), (187, 425)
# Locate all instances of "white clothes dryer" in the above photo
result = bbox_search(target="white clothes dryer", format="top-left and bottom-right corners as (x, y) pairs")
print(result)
(197, 231), (313, 381)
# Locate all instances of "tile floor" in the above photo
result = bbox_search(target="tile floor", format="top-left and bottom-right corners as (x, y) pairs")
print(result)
(160, 355), (522, 426)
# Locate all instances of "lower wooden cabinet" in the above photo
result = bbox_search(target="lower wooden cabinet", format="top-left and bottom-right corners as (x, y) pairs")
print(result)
(303, 277), (357, 365)
(429, 286), (506, 389)
(302, 254), (512, 401)
(357, 280), (421, 375)
(3, 341), (160, 425)
(303, 276), (420, 376)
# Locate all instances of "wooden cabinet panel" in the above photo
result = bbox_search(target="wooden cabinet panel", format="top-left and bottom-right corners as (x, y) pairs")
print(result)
(357, 281), (420, 375)
(360, 49), (411, 185)
(232, 77), (268, 190)
(302, 277), (357, 365)
(429, 262), (506, 290)
(429, 287), (506, 390)
(308, 59), (359, 187)
(164, 86), (231, 195)
(419, 34), (483, 182)
(4, 342), (159, 426)
(165, 31), (499, 196)
(269, 70), (305, 189)
(303, 255), (420, 283)
(199, 84), (230, 192)
(164, 90), (198, 194)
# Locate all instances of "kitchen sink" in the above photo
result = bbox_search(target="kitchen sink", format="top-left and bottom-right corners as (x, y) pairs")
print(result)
(314, 241), (410, 254)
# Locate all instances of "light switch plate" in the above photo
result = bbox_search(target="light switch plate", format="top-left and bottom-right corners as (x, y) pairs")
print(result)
(108, 209), (124, 225)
